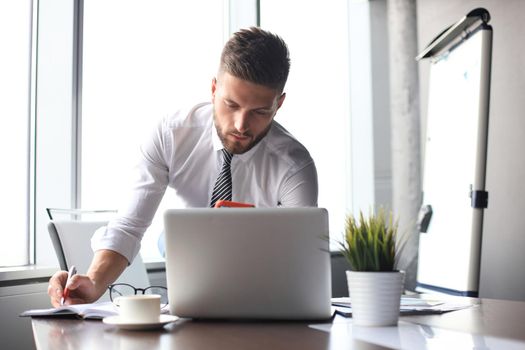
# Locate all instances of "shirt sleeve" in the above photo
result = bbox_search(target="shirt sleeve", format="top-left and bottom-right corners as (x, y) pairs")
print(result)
(91, 118), (171, 263)
(279, 162), (319, 207)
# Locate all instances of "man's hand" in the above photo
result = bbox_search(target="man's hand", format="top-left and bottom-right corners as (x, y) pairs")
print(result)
(48, 249), (129, 307)
(47, 271), (100, 307)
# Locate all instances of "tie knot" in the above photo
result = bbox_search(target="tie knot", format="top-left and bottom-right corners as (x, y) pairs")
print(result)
(222, 149), (233, 164)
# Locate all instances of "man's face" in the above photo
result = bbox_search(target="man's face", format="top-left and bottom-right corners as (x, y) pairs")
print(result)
(211, 72), (285, 154)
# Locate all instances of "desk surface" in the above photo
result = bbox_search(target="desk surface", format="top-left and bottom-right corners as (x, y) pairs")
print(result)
(31, 297), (525, 350)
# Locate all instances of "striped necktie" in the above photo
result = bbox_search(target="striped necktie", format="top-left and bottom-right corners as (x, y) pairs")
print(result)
(210, 149), (233, 207)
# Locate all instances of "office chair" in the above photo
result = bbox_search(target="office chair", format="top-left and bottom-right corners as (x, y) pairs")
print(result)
(48, 219), (150, 301)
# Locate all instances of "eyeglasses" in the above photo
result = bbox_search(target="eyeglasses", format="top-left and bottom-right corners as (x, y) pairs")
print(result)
(108, 283), (169, 309)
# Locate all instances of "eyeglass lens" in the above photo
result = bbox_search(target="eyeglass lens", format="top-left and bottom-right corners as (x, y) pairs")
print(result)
(110, 284), (169, 308)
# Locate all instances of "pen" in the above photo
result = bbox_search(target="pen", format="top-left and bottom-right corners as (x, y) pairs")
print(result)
(61, 265), (77, 306)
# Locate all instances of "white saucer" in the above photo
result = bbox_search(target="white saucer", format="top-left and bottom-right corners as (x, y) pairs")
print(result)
(103, 315), (179, 330)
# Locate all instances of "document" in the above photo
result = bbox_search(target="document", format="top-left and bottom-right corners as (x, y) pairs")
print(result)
(332, 296), (474, 317)
(20, 301), (118, 320)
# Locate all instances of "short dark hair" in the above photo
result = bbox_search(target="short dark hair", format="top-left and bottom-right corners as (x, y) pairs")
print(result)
(219, 27), (290, 92)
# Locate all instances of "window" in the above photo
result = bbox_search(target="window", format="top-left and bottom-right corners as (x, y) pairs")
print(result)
(260, 1), (353, 245)
(81, 0), (228, 260)
(2, 0), (358, 268)
(0, 0), (33, 266)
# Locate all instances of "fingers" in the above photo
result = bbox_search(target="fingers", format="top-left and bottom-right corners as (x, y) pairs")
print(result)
(47, 270), (68, 307)
(47, 284), (61, 308)
(47, 271), (83, 307)
(48, 271), (100, 306)
(62, 275), (98, 305)
(65, 274), (80, 289)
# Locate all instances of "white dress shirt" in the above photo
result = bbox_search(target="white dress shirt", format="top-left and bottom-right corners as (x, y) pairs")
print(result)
(92, 102), (318, 262)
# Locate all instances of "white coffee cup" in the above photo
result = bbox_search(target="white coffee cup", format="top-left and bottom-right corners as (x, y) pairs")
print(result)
(116, 294), (161, 323)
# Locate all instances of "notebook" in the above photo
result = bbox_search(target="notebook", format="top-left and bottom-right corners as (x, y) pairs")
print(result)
(163, 207), (332, 320)
(20, 301), (118, 320)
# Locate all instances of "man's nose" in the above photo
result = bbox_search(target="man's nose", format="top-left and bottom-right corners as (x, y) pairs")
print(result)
(234, 110), (250, 133)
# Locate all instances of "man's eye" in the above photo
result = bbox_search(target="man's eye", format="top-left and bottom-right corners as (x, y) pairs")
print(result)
(255, 110), (271, 116)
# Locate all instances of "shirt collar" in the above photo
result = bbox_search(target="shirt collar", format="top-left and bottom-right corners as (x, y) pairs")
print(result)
(211, 120), (223, 152)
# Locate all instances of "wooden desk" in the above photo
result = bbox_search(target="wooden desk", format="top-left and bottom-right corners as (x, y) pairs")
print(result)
(31, 298), (525, 350)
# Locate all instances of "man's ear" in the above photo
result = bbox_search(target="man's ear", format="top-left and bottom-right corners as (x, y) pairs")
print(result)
(276, 92), (286, 110)
(211, 77), (217, 100)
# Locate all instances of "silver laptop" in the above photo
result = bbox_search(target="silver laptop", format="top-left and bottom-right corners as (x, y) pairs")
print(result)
(163, 208), (332, 320)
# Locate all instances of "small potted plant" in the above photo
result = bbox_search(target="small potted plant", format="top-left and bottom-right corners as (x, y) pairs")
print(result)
(339, 208), (405, 326)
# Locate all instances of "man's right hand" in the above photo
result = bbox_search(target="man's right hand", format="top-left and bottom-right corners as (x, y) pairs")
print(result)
(48, 249), (129, 307)
(47, 271), (101, 307)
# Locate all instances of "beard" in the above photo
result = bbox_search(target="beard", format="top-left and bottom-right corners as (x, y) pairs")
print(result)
(213, 110), (272, 155)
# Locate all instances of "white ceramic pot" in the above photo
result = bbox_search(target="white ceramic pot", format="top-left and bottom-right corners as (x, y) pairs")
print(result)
(346, 270), (405, 327)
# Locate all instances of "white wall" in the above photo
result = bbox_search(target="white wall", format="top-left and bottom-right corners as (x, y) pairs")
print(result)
(0, 282), (50, 350)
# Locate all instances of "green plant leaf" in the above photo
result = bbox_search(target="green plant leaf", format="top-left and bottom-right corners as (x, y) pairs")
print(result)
(339, 207), (400, 272)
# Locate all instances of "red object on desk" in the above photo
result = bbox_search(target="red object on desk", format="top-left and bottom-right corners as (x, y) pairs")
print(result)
(214, 200), (255, 208)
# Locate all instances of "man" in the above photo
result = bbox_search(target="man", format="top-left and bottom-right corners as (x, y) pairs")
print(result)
(48, 27), (318, 307)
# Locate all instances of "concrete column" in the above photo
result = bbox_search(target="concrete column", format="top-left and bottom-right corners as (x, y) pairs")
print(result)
(387, 0), (422, 290)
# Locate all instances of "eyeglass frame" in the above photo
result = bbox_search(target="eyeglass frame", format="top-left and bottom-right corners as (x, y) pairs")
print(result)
(108, 283), (169, 308)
